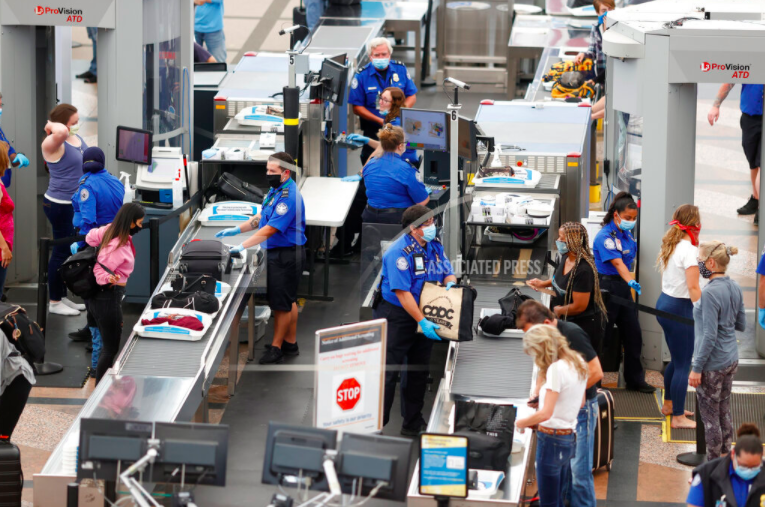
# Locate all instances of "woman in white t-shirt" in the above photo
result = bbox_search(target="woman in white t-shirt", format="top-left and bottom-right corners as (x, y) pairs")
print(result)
(655, 204), (701, 429)
(516, 324), (587, 507)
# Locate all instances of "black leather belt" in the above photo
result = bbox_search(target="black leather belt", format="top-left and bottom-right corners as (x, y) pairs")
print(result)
(599, 274), (625, 281)
(366, 206), (406, 214)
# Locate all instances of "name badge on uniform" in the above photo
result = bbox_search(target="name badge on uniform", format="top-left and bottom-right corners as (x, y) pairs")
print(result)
(615, 239), (623, 251)
(393, 73), (399, 83)
(368, 86), (377, 91)
(414, 254), (425, 275)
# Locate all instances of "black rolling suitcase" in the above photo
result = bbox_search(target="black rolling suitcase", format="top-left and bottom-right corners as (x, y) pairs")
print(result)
(0, 437), (22, 507)
(593, 389), (615, 471)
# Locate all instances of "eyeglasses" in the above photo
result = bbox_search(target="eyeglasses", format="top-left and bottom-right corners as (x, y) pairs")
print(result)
(379, 97), (392, 104)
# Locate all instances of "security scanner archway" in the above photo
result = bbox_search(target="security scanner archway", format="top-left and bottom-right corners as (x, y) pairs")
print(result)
(601, 0), (765, 371)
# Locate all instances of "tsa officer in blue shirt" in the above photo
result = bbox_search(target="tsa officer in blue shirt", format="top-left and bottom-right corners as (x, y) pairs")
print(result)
(374, 205), (456, 435)
(360, 124), (429, 225)
(348, 37), (418, 165)
(216, 152), (306, 365)
(756, 244), (765, 330)
(708, 83), (764, 219)
(0, 92), (31, 188)
(593, 191), (652, 393)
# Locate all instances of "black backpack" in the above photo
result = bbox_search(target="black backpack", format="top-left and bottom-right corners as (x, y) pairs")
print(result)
(0, 303), (46, 364)
(177, 240), (232, 281)
(60, 246), (116, 300)
(215, 173), (263, 203)
(170, 274), (217, 295)
(151, 290), (220, 314)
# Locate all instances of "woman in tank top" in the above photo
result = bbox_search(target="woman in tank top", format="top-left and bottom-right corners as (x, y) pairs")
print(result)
(41, 104), (88, 316)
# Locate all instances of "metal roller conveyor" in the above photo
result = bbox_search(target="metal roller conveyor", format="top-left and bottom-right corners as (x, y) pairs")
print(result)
(35, 208), (266, 492)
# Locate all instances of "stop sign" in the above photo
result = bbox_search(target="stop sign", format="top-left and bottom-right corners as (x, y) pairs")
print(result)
(336, 378), (361, 411)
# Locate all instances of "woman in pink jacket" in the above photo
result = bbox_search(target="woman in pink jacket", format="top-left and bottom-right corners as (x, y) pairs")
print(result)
(85, 202), (144, 383)
(0, 142), (15, 296)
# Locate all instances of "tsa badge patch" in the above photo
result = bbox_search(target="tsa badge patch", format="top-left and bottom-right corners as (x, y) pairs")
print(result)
(80, 188), (90, 201)
(604, 238), (616, 250)
(351, 77), (358, 89)
(396, 257), (408, 271)
(276, 203), (288, 216)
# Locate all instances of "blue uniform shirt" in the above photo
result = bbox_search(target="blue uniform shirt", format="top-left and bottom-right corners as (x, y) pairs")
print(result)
(72, 170), (125, 246)
(259, 178), (307, 249)
(593, 220), (637, 276)
(380, 234), (454, 307)
(364, 152), (428, 209)
(740, 84), (764, 116)
(757, 248), (765, 276)
(0, 126), (18, 188)
(686, 462), (754, 507)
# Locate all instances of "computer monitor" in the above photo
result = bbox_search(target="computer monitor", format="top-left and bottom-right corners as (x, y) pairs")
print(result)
(329, 53), (347, 66)
(319, 56), (349, 105)
(337, 433), (414, 502)
(262, 423), (338, 492)
(116, 126), (153, 165)
(153, 422), (229, 487)
(419, 434), (469, 499)
(400, 108), (448, 152)
(457, 116), (478, 161)
(77, 418), (155, 481)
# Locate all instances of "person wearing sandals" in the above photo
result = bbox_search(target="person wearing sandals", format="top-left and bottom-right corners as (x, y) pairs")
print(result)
(655, 204), (701, 429)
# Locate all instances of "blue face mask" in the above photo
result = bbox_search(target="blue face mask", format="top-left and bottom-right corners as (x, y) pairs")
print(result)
(735, 463), (762, 481)
(618, 215), (636, 231)
(372, 58), (390, 70)
(421, 224), (437, 242)
(598, 11), (607, 26)
(555, 240), (569, 254)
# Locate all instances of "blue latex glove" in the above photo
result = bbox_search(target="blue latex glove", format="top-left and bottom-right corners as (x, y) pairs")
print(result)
(418, 318), (441, 341)
(14, 153), (29, 168)
(445, 281), (456, 290)
(346, 133), (370, 144)
(628, 279), (641, 295)
(759, 308), (765, 330)
(229, 244), (244, 254)
(215, 226), (241, 238)
(70, 242), (79, 255)
(341, 174), (362, 182)
(426, 186), (433, 195)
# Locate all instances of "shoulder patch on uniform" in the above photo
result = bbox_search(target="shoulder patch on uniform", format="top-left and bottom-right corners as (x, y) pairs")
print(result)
(393, 60), (404, 65)
(351, 77), (359, 89)
(402, 244), (416, 255)
(282, 188), (289, 197)
(359, 64), (369, 72)
(604, 238), (616, 250)
(396, 257), (408, 271)
(80, 188), (90, 201)
(276, 203), (288, 216)
(691, 474), (701, 487)
(407, 70), (411, 80)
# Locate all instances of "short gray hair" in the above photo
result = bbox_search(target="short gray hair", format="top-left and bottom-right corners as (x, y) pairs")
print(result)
(367, 37), (392, 55)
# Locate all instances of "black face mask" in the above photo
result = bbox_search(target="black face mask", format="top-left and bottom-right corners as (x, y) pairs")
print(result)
(130, 225), (141, 236)
(267, 174), (283, 189)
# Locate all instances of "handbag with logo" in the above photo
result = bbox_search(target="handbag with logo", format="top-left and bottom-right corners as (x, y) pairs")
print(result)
(417, 282), (477, 341)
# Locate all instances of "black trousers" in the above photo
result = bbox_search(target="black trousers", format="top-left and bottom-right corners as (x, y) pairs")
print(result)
(0, 374), (32, 438)
(600, 276), (645, 386)
(373, 299), (434, 430)
(568, 313), (605, 357)
(361, 207), (405, 225)
(90, 286), (126, 383)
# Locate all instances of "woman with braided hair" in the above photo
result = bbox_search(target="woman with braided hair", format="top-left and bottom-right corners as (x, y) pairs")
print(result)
(528, 222), (607, 354)
(656, 204), (701, 429)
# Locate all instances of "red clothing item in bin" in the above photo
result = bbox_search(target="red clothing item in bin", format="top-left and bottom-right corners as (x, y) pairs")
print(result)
(141, 314), (204, 331)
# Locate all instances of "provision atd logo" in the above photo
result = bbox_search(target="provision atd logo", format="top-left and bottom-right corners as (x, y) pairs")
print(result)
(35, 6), (84, 22)
(701, 61), (751, 78)
(422, 295), (455, 330)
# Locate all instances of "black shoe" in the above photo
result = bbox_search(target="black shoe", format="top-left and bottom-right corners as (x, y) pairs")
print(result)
(328, 246), (354, 259)
(76, 70), (95, 80)
(84, 75), (97, 84)
(89, 368), (97, 378)
(69, 326), (92, 342)
(756, 213), (759, 226)
(86, 344), (93, 353)
(737, 195), (759, 215)
(259, 346), (284, 364)
(282, 342), (300, 356)
(627, 382), (656, 394)
(400, 423), (427, 437)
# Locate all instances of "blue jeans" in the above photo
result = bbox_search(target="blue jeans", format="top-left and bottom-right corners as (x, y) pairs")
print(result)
(89, 326), (102, 370)
(536, 431), (576, 507)
(86, 27), (97, 75)
(564, 398), (598, 507)
(195, 30), (226, 63)
(42, 197), (74, 301)
(656, 292), (694, 416)
(0, 265), (7, 296)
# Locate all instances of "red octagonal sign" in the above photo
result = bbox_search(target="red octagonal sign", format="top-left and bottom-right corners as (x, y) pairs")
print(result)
(336, 378), (361, 411)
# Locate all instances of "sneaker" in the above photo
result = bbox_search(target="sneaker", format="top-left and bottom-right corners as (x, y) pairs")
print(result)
(69, 326), (92, 342)
(259, 346), (284, 364)
(627, 382), (656, 394)
(89, 368), (97, 378)
(282, 341), (299, 356)
(737, 195), (759, 215)
(61, 297), (86, 311)
(400, 423), (427, 437)
(76, 70), (95, 80)
(49, 301), (80, 316)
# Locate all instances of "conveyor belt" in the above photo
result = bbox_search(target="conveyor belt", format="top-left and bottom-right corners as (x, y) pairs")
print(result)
(451, 285), (535, 400)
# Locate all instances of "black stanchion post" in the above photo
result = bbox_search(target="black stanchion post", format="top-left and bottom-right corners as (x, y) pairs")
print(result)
(677, 391), (707, 467)
(66, 482), (79, 507)
(420, 0), (436, 87)
(149, 218), (160, 292)
(34, 237), (63, 375)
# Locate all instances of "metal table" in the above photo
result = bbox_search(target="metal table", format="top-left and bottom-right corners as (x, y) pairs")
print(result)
(507, 15), (593, 98)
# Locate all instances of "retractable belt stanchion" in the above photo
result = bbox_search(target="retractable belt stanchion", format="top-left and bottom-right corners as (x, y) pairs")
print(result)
(420, 0), (436, 88)
(149, 217), (161, 293)
(34, 237), (63, 375)
(676, 392), (707, 467)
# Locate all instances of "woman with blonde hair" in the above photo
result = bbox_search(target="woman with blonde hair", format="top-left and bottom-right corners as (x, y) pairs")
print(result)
(655, 204), (701, 429)
(517, 324), (587, 507)
(528, 222), (607, 353)
(690, 240), (745, 460)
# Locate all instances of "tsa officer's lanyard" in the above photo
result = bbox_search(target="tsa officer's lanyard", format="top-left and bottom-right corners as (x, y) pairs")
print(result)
(263, 180), (288, 209)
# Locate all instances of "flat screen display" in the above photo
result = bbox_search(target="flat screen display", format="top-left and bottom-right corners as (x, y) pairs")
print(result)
(419, 433), (468, 498)
(116, 126), (152, 165)
(401, 108), (448, 152)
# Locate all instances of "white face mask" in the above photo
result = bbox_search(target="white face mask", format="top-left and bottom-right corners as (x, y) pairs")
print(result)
(69, 123), (80, 136)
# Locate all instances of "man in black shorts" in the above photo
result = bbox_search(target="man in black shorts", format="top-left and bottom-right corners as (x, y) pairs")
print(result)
(708, 84), (764, 224)
(516, 300), (604, 507)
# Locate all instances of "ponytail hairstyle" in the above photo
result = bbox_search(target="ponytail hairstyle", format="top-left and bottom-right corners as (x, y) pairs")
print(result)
(100, 203), (146, 252)
(602, 191), (637, 226)
(560, 222), (607, 323)
(377, 123), (405, 152)
(382, 87), (406, 124)
(698, 240), (738, 272)
(656, 204), (700, 271)
(523, 324), (588, 380)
